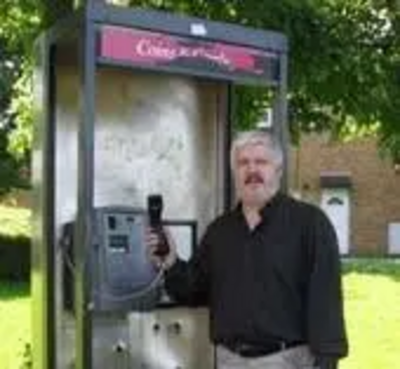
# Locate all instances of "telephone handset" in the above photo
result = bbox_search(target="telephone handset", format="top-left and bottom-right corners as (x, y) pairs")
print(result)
(147, 194), (170, 258)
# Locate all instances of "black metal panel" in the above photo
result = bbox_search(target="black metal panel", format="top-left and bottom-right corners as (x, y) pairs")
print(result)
(42, 3), (287, 87)
(31, 34), (57, 369)
(271, 51), (289, 191)
(44, 42), (58, 369)
(224, 84), (234, 210)
(74, 16), (97, 369)
(87, 3), (288, 53)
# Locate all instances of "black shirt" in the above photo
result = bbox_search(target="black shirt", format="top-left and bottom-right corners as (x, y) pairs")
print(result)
(165, 192), (348, 359)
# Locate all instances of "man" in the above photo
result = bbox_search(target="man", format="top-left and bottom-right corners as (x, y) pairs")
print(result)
(148, 130), (348, 369)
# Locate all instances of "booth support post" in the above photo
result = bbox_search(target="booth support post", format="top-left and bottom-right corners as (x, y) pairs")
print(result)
(272, 52), (289, 190)
(31, 36), (57, 369)
(74, 14), (97, 369)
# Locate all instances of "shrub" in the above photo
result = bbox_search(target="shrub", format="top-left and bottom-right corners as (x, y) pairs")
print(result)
(0, 205), (31, 281)
(0, 234), (30, 280)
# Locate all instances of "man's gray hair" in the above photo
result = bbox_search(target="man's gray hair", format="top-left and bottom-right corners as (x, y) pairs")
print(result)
(230, 130), (284, 170)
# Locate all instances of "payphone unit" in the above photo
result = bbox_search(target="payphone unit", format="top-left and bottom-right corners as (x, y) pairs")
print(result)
(61, 197), (196, 312)
(61, 206), (159, 312)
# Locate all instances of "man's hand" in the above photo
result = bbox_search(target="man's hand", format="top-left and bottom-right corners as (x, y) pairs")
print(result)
(145, 228), (177, 270)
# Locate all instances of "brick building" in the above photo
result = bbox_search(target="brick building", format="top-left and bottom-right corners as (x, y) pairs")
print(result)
(288, 133), (400, 256)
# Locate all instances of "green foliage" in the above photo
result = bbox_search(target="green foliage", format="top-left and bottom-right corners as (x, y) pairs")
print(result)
(233, 87), (274, 131)
(342, 257), (400, 276)
(2, 0), (400, 174)
(124, 0), (400, 153)
(0, 132), (29, 195)
(0, 1), (40, 193)
(0, 1), (40, 49)
(38, 0), (75, 28)
(7, 64), (35, 159)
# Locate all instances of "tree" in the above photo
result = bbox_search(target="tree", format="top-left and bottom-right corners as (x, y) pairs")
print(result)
(125, 0), (400, 158)
(39, 0), (75, 28)
(0, 0), (40, 193)
(2, 0), (400, 180)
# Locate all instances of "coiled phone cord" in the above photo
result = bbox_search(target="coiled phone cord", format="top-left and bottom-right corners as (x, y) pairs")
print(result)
(61, 241), (168, 304)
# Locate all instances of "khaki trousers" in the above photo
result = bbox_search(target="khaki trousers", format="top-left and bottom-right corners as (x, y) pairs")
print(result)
(216, 344), (316, 369)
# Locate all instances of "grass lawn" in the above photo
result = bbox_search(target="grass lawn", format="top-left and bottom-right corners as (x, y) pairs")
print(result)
(0, 282), (30, 369)
(341, 258), (400, 369)
(0, 205), (30, 237)
(0, 258), (399, 368)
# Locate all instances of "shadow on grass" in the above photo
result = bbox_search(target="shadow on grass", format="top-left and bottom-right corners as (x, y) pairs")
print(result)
(342, 257), (400, 282)
(0, 281), (30, 301)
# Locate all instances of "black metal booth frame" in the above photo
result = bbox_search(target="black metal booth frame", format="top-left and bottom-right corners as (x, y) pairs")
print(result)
(32, 3), (288, 369)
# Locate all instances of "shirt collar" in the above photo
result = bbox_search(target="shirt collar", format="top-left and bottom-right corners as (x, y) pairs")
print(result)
(234, 191), (284, 221)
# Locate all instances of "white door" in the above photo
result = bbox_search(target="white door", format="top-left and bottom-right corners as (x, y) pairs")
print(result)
(320, 188), (350, 255)
(388, 223), (400, 254)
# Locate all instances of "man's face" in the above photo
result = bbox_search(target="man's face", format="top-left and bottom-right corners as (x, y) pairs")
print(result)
(233, 143), (281, 208)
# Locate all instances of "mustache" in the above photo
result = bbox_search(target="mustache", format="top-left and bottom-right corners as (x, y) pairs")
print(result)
(245, 173), (264, 184)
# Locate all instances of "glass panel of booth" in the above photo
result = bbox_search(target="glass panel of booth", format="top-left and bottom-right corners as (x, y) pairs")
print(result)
(163, 220), (197, 261)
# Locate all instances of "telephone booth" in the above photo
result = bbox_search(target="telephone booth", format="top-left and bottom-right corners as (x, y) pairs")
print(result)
(31, 2), (288, 369)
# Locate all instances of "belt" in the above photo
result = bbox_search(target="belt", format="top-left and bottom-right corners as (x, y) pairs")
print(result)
(223, 340), (303, 358)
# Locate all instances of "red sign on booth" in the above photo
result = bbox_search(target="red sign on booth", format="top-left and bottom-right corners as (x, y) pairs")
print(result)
(98, 26), (279, 84)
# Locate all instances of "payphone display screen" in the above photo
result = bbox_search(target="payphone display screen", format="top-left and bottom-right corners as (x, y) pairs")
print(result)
(108, 234), (129, 252)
